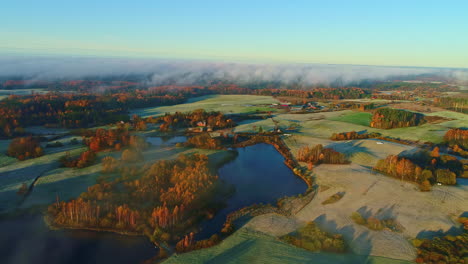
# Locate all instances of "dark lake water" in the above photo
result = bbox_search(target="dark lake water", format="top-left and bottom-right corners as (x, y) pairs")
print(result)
(0, 142), (307, 263)
(0, 214), (156, 264)
(197, 143), (308, 239)
(146, 136), (187, 147)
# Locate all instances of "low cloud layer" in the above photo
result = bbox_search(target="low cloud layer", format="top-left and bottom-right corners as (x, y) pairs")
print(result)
(0, 56), (466, 86)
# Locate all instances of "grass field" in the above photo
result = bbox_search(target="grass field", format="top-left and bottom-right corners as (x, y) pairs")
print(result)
(130, 95), (280, 118)
(328, 112), (372, 127)
(163, 228), (412, 264)
(427, 111), (468, 128)
(234, 109), (464, 143)
(6, 139), (233, 212)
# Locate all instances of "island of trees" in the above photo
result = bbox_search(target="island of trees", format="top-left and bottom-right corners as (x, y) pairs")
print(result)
(370, 108), (426, 129)
(7, 136), (43, 160)
(281, 222), (346, 253)
(297, 144), (349, 165)
(48, 153), (227, 248)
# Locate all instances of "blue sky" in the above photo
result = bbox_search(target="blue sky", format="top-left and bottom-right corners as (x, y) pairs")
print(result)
(1, 0), (467, 68)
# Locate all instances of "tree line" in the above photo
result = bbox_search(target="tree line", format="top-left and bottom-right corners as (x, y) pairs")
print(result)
(370, 108), (426, 129)
(145, 109), (234, 132)
(0, 92), (184, 138)
(433, 96), (467, 113)
(374, 149), (465, 190)
(331, 131), (382, 141)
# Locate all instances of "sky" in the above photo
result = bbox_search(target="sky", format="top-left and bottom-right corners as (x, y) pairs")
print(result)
(1, 0), (468, 68)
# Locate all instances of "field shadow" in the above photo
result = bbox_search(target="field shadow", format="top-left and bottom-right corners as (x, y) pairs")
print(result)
(416, 211), (467, 239)
(326, 141), (374, 159)
(43, 144), (84, 155)
(186, 94), (217, 103)
(205, 237), (257, 264)
(357, 204), (399, 220)
(0, 162), (56, 187)
(314, 214), (373, 257)
(416, 226), (464, 239)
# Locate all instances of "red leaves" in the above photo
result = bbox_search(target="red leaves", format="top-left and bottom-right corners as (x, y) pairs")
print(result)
(7, 136), (43, 160)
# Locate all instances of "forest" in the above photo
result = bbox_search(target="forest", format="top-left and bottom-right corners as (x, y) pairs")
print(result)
(370, 108), (426, 129)
(374, 149), (465, 190)
(48, 153), (227, 246)
(413, 219), (467, 264)
(184, 133), (223, 150)
(297, 144), (349, 165)
(433, 96), (468, 113)
(444, 128), (468, 150)
(145, 109), (234, 132)
(0, 92), (183, 138)
(0, 83), (378, 138)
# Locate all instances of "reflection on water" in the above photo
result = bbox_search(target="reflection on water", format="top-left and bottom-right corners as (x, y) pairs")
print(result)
(146, 136), (187, 147)
(0, 214), (155, 264)
(0, 141), (307, 263)
(198, 143), (308, 239)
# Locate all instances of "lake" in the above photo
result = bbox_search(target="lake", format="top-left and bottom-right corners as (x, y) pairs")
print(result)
(0, 142), (307, 263)
(0, 214), (156, 264)
(197, 143), (308, 239)
(146, 136), (187, 147)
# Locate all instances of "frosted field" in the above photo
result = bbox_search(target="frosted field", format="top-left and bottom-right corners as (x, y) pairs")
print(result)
(295, 164), (468, 261)
(283, 136), (417, 167)
(130, 95), (280, 117)
(164, 227), (412, 264)
(235, 109), (466, 143)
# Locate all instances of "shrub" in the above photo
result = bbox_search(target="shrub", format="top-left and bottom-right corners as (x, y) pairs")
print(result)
(435, 169), (457, 185)
(7, 137), (43, 160)
(121, 149), (143, 163)
(351, 212), (367, 225)
(322, 192), (345, 205)
(281, 222), (345, 253)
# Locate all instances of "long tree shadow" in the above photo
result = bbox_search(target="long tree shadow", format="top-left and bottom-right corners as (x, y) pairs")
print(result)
(0, 162), (57, 189)
(205, 238), (257, 264)
(325, 141), (374, 161)
(357, 204), (399, 221)
(416, 211), (467, 239)
(314, 214), (373, 258)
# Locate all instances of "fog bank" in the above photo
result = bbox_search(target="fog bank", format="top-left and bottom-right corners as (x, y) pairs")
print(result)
(0, 56), (466, 86)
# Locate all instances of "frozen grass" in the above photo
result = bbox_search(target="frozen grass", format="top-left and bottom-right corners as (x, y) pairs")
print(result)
(130, 95), (280, 118)
(163, 228), (412, 264)
(24, 126), (70, 135)
(13, 140), (232, 211)
(324, 139), (416, 167)
(234, 109), (463, 143)
(0, 139), (15, 167)
(295, 163), (467, 260)
(0, 146), (86, 192)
